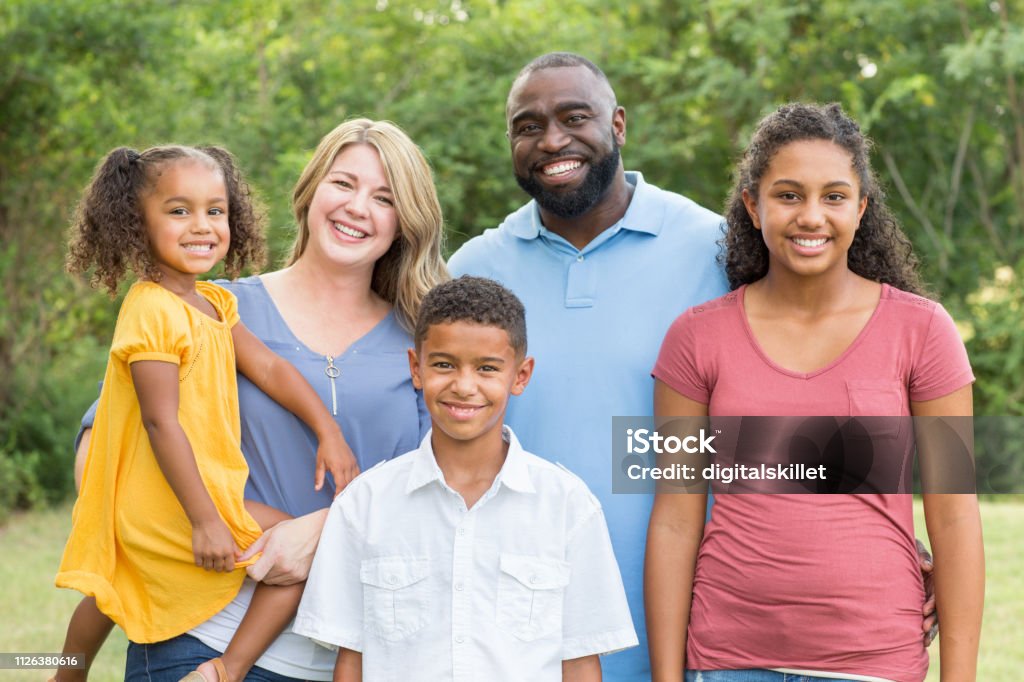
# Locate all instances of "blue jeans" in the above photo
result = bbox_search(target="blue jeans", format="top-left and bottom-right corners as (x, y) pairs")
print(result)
(125, 634), (312, 682)
(686, 671), (859, 682)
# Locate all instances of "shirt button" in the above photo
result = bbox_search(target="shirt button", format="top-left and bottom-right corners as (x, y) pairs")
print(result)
(455, 635), (465, 644)
(576, 254), (584, 262)
(529, 575), (538, 584)
(387, 575), (397, 585)
(457, 528), (466, 536)
(454, 582), (464, 591)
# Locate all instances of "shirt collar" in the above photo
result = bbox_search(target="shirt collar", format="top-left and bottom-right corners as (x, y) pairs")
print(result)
(405, 426), (536, 495)
(508, 171), (661, 240)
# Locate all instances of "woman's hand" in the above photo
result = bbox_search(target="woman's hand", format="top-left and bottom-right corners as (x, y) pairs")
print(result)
(191, 516), (241, 572)
(239, 508), (329, 585)
(317, 430), (360, 494)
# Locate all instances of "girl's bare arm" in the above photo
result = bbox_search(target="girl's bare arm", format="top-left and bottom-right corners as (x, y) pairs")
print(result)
(646, 380), (709, 681)
(131, 359), (238, 571)
(232, 321), (359, 492)
(913, 385), (984, 682)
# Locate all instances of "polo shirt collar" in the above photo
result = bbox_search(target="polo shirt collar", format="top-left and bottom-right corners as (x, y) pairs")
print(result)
(508, 171), (661, 241)
(405, 426), (536, 494)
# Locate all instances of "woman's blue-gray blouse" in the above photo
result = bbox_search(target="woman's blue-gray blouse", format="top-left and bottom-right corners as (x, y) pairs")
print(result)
(80, 275), (429, 518)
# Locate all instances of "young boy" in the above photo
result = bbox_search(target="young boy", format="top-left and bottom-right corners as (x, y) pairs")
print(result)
(293, 276), (637, 681)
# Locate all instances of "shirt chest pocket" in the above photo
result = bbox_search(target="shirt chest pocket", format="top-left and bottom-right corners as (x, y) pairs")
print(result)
(495, 553), (571, 642)
(360, 557), (432, 642)
(847, 379), (906, 439)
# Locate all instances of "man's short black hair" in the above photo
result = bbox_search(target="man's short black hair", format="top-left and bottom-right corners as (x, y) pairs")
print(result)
(415, 276), (527, 357)
(507, 52), (617, 118)
(515, 52), (610, 85)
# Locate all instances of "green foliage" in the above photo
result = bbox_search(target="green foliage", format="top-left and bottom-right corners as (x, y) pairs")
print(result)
(2, 0), (1022, 514)
(960, 262), (1024, 414)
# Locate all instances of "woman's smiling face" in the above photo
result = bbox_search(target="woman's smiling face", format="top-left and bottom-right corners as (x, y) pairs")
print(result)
(742, 139), (868, 281)
(305, 143), (399, 272)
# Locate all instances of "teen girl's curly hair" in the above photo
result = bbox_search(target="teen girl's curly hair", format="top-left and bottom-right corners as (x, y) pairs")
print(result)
(722, 102), (926, 296)
(66, 145), (266, 295)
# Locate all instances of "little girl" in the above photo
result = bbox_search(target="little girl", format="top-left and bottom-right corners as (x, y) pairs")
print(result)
(55, 145), (359, 682)
(646, 104), (984, 681)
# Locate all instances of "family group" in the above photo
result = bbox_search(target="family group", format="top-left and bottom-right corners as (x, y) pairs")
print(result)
(51, 52), (982, 682)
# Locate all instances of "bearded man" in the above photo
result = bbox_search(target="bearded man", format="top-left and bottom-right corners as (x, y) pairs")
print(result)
(448, 51), (727, 680)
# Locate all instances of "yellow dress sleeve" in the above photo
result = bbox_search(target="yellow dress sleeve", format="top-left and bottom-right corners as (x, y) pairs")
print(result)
(197, 280), (241, 329)
(110, 283), (192, 365)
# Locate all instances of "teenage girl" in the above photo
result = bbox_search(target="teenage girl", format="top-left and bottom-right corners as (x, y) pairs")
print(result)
(646, 104), (983, 681)
(55, 145), (358, 682)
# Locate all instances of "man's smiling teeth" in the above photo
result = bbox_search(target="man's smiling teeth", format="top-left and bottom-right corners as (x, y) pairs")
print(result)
(334, 223), (367, 239)
(543, 160), (581, 176)
(793, 237), (828, 247)
(183, 243), (214, 252)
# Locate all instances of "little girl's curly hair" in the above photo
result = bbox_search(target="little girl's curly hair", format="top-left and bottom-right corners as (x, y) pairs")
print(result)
(722, 103), (926, 296)
(67, 145), (266, 294)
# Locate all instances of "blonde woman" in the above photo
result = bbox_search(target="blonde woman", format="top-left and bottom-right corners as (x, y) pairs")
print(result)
(73, 119), (448, 682)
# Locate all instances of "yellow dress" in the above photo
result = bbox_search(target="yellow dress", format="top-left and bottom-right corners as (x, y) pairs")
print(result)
(56, 281), (263, 643)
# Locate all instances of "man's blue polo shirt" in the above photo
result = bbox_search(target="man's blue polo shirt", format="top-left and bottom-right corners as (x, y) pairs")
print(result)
(448, 171), (729, 680)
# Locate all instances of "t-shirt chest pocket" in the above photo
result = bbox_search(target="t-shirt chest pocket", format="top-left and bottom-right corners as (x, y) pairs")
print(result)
(360, 557), (432, 641)
(846, 379), (905, 439)
(495, 553), (571, 641)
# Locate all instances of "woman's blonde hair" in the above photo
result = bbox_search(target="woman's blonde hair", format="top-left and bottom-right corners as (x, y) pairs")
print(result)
(289, 118), (448, 331)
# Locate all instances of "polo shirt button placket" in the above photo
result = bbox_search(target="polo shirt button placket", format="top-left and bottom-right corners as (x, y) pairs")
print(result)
(565, 251), (596, 308)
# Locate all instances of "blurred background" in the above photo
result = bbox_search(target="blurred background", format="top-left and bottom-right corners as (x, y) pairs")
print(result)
(1, 1), (1022, 677)
(3, 0), (1024, 511)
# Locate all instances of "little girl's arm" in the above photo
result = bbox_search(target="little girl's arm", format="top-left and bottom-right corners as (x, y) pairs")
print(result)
(913, 385), (984, 682)
(131, 359), (240, 572)
(231, 321), (359, 493)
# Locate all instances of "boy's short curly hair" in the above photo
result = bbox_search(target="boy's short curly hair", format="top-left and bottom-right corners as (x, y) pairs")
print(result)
(414, 276), (527, 357)
(66, 145), (266, 295)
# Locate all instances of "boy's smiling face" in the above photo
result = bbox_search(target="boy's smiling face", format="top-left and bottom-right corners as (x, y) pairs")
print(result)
(409, 321), (533, 451)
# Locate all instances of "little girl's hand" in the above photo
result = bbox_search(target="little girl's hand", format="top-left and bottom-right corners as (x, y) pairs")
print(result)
(191, 517), (241, 572)
(315, 432), (360, 495)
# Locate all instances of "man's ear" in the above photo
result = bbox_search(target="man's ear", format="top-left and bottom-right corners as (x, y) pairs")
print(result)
(510, 356), (535, 396)
(612, 106), (626, 147)
(408, 348), (422, 390)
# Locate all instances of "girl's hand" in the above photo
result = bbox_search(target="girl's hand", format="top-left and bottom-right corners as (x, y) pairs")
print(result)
(191, 517), (241, 572)
(316, 431), (360, 495)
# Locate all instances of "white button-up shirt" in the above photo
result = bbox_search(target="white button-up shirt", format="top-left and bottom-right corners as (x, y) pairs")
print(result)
(293, 427), (637, 681)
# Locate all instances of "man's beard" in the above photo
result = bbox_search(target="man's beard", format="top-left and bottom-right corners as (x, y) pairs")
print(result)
(515, 141), (620, 219)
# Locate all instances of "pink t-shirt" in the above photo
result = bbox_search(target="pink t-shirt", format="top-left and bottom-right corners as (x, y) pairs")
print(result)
(652, 284), (973, 682)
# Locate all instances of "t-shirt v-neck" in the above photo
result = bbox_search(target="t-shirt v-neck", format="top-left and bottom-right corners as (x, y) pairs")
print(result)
(736, 282), (886, 380)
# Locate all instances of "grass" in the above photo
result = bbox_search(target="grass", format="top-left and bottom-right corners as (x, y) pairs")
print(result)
(1, 499), (1021, 681)
(0, 505), (128, 682)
